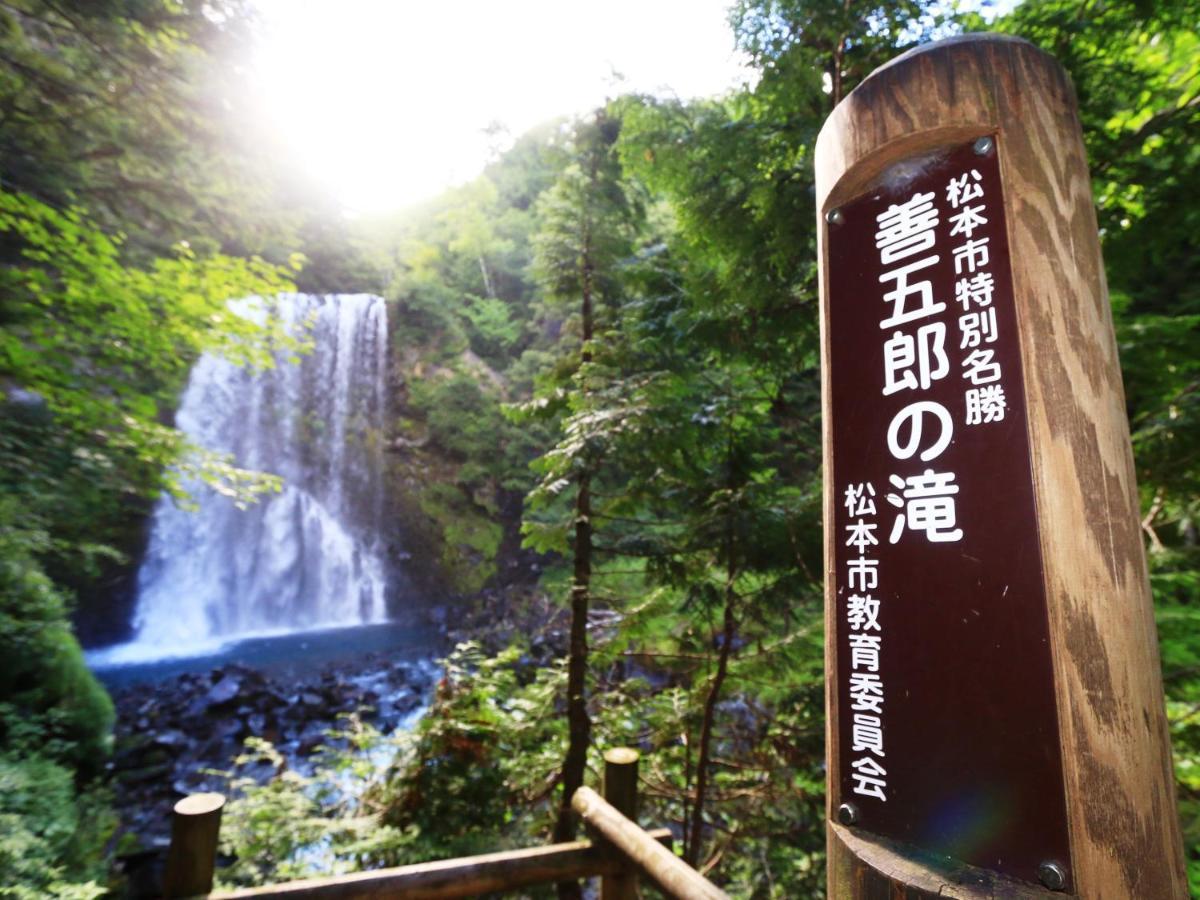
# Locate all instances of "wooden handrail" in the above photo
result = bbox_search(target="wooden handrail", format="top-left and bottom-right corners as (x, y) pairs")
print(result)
(209, 831), (672, 899)
(572, 786), (730, 900)
(166, 747), (728, 899)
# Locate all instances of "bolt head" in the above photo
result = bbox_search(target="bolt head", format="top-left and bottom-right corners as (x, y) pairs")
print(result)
(1038, 861), (1067, 891)
(836, 802), (859, 826)
(973, 135), (995, 156)
(826, 207), (844, 226)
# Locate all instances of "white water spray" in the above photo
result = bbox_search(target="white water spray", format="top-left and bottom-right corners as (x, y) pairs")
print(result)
(98, 294), (392, 663)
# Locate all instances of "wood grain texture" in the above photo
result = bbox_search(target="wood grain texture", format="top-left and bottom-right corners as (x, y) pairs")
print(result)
(210, 829), (673, 899)
(816, 34), (1185, 899)
(573, 786), (730, 900)
(601, 748), (641, 900)
(163, 793), (225, 899)
(830, 824), (1056, 899)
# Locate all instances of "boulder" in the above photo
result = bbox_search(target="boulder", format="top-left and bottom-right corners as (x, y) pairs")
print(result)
(206, 675), (242, 707)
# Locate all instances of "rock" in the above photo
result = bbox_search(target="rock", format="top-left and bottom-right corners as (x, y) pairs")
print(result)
(393, 690), (421, 714)
(153, 729), (188, 749)
(390, 435), (428, 451)
(297, 722), (328, 756)
(105, 638), (440, 859)
(206, 675), (242, 707)
(116, 762), (172, 786)
(212, 717), (245, 743)
(114, 733), (156, 761)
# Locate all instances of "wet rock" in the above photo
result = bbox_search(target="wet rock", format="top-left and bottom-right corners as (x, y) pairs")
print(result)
(297, 722), (328, 756)
(114, 732), (155, 760)
(394, 690), (421, 715)
(117, 762), (172, 786)
(206, 675), (242, 707)
(213, 717), (246, 743)
(153, 729), (188, 749)
(106, 648), (439, 857)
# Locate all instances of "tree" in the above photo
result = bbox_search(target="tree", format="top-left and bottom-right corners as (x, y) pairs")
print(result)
(525, 110), (641, 869)
(0, 1), (296, 255)
(602, 1), (948, 878)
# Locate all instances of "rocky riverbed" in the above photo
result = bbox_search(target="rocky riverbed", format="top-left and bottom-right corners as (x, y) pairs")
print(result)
(106, 650), (438, 893)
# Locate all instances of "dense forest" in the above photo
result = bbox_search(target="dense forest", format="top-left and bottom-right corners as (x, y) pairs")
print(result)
(1, 0), (1198, 897)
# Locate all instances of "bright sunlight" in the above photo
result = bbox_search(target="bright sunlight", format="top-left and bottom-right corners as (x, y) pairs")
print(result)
(248, 0), (752, 213)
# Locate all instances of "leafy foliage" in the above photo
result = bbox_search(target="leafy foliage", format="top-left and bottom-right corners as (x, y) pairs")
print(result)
(0, 189), (300, 495)
(0, 5), (304, 896)
(215, 724), (411, 888)
(0, 754), (111, 900)
(0, 506), (115, 898)
(318, 1), (1200, 891)
(4, 0), (1200, 895)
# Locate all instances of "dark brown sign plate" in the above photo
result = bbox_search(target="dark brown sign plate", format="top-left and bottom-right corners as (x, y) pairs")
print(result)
(827, 138), (1071, 887)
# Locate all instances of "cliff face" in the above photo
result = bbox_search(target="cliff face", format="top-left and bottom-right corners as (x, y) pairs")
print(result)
(380, 316), (535, 604)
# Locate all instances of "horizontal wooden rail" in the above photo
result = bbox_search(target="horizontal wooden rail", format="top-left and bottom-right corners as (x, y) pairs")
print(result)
(167, 747), (723, 898)
(572, 786), (730, 900)
(209, 829), (672, 900)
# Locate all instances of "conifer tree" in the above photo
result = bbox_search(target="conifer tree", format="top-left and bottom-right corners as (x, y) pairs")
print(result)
(525, 111), (640, 868)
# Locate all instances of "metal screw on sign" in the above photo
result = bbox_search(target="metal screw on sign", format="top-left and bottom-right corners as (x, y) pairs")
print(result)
(836, 803), (859, 826)
(1038, 861), (1067, 891)
(973, 135), (995, 156)
(826, 207), (844, 226)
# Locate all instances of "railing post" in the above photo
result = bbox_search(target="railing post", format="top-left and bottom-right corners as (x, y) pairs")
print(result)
(601, 748), (640, 900)
(163, 792), (226, 898)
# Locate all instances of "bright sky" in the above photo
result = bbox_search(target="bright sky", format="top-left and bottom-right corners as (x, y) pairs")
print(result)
(248, 0), (753, 214)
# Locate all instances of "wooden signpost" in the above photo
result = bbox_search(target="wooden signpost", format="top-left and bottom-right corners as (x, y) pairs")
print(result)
(816, 34), (1187, 898)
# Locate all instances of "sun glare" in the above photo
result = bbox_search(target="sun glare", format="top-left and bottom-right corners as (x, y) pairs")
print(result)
(247, 0), (752, 214)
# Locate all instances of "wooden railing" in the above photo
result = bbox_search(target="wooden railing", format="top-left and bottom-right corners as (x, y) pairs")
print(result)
(163, 748), (728, 900)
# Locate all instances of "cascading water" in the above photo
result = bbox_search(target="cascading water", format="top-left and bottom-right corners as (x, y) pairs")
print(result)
(100, 293), (392, 662)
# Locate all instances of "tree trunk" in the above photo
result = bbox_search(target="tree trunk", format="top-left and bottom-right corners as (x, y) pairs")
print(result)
(478, 254), (495, 299)
(554, 473), (593, 845)
(554, 229), (596, 900)
(685, 579), (737, 867)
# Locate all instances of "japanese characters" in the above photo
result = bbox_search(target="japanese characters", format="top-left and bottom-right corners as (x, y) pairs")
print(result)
(836, 145), (1017, 805)
(824, 129), (1073, 886)
(844, 481), (886, 801)
(947, 169), (1008, 426)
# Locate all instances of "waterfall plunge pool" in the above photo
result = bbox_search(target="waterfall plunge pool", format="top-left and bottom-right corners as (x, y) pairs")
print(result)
(88, 619), (442, 691)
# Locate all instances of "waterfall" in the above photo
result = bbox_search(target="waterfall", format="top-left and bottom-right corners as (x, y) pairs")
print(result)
(102, 294), (392, 662)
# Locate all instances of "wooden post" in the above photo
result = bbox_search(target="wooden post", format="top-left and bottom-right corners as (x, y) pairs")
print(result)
(163, 792), (226, 898)
(601, 747), (640, 900)
(572, 787), (729, 900)
(816, 34), (1186, 898)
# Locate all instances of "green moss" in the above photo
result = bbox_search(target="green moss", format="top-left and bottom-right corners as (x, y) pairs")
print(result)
(417, 483), (502, 595)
